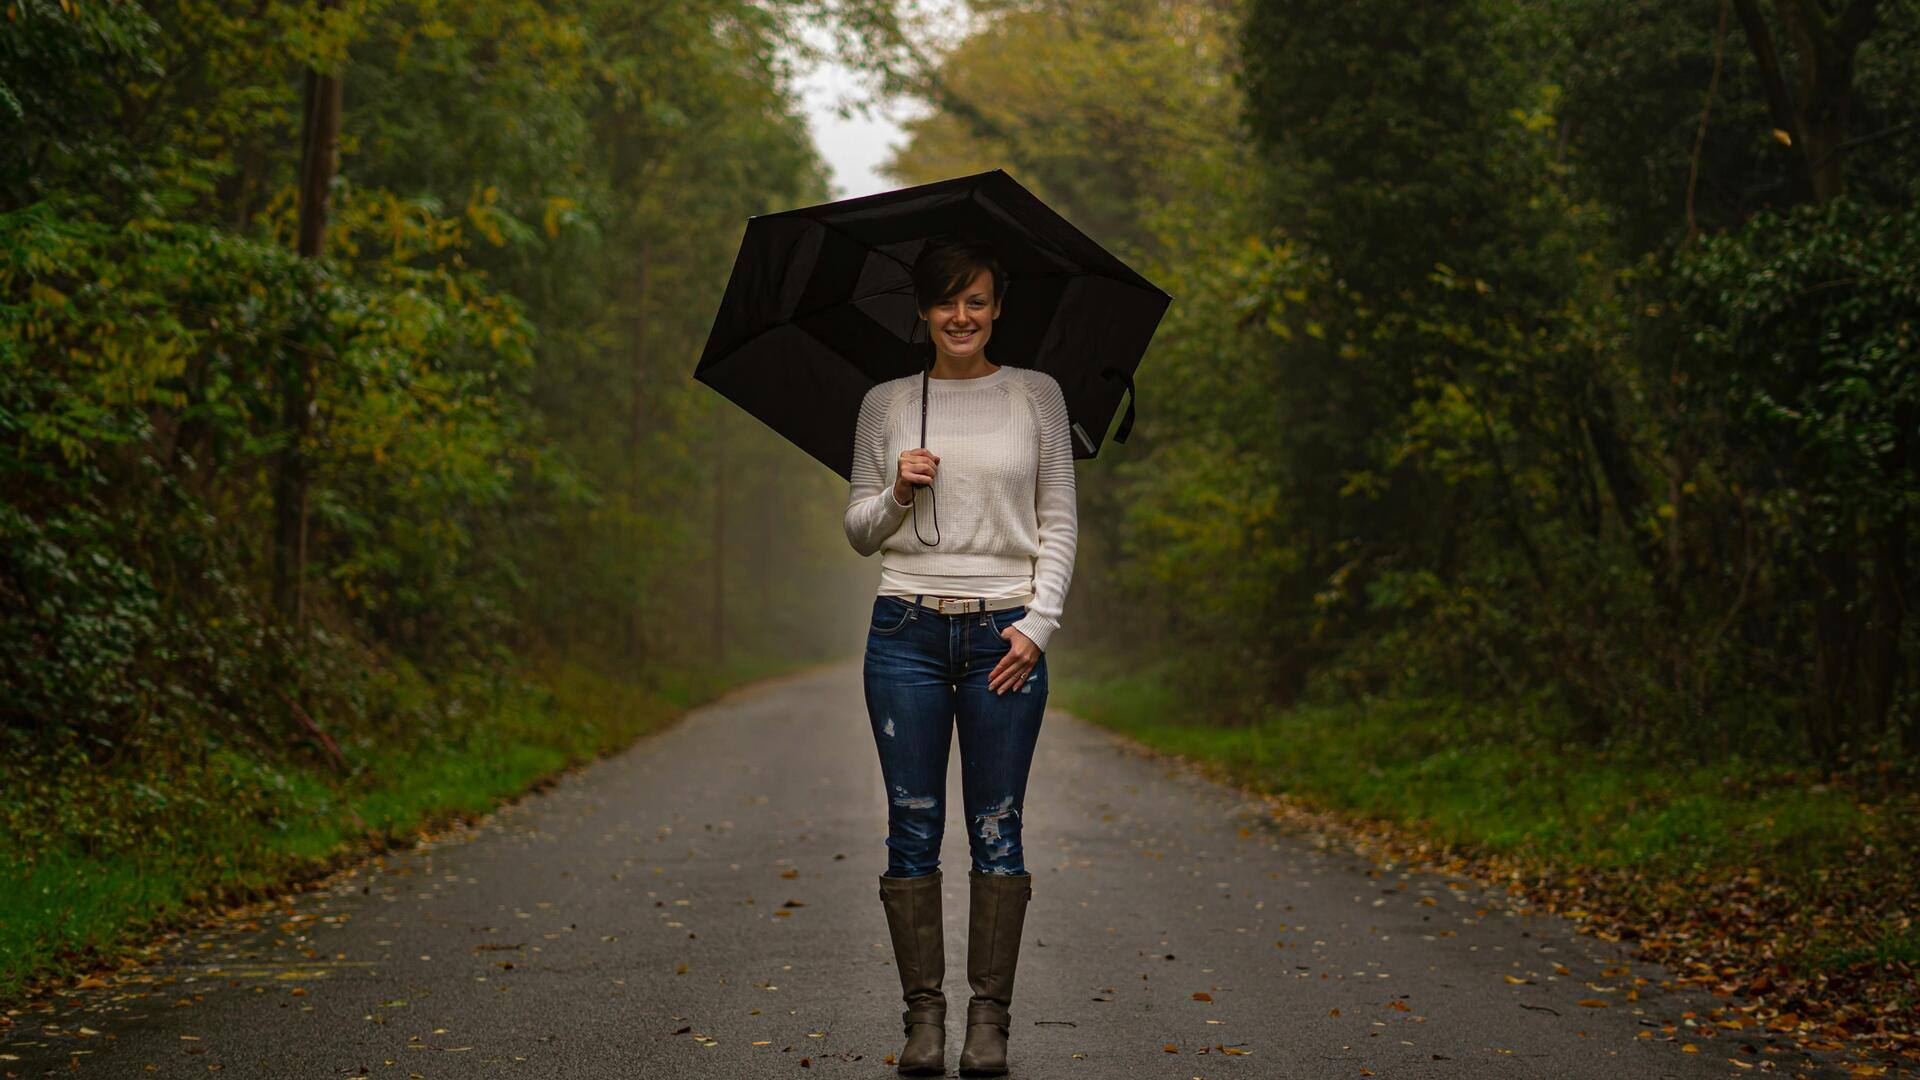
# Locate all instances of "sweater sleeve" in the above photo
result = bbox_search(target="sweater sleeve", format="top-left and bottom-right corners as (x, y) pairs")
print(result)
(843, 382), (913, 557)
(1010, 373), (1078, 652)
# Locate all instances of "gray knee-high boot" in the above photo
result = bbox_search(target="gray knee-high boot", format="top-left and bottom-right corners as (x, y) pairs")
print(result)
(878, 870), (947, 1076)
(959, 869), (1032, 1077)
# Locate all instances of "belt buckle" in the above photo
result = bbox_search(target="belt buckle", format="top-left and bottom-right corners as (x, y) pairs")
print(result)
(935, 597), (973, 615)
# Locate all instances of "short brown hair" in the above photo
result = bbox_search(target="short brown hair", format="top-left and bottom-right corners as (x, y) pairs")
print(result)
(912, 237), (1007, 315)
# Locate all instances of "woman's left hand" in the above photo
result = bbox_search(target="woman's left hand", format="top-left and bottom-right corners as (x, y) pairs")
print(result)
(989, 626), (1041, 695)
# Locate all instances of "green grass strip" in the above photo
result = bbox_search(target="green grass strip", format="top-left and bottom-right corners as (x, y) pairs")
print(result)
(1046, 645), (1919, 985)
(0, 653), (822, 1004)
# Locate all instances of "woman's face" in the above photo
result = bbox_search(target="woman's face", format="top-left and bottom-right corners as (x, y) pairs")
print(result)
(923, 267), (1001, 363)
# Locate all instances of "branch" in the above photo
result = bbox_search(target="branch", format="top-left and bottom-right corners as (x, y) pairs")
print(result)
(1807, 118), (1917, 172)
(1686, 0), (1733, 245)
(275, 687), (349, 774)
(887, 32), (1017, 146)
(1731, 0), (1816, 202)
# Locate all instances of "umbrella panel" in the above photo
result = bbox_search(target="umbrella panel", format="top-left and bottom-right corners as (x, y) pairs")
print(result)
(697, 169), (1171, 480)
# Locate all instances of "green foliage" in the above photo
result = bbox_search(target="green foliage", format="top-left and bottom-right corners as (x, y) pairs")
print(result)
(1675, 196), (1920, 537)
(0, 1), (162, 205)
(885, 0), (1920, 763)
(0, 504), (157, 736)
(0, 1), (865, 1006)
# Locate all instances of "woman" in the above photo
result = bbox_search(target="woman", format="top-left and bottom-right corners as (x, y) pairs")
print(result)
(842, 236), (1077, 1077)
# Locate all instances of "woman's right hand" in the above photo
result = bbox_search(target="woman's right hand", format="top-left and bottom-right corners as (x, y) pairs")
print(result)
(895, 448), (938, 504)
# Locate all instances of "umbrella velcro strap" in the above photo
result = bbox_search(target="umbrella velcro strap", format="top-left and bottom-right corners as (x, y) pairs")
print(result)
(1100, 365), (1136, 445)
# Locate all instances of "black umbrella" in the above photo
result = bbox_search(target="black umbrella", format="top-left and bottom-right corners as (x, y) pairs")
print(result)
(692, 168), (1172, 482)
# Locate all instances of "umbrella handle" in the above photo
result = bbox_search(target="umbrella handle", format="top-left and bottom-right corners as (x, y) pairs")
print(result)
(914, 365), (940, 546)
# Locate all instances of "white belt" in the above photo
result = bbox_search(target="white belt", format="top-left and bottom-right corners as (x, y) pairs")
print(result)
(896, 592), (1033, 615)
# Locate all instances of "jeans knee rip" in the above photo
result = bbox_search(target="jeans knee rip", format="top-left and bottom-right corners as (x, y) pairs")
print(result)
(972, 794), (1020, 862)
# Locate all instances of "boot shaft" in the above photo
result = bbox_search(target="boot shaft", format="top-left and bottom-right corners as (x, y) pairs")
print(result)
(964, 869), (1032, 1016)
(879, 870), (947, 1016)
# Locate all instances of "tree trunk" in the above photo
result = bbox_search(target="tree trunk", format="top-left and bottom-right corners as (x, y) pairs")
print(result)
(273, 20), (343, 625)
(1811, 546), (1860, 761)
(628, 243), (651, 666)
(1862, 401), (1911, 743)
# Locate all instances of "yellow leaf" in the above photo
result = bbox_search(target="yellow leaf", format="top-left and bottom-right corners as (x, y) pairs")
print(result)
(543, 196), (576, 238)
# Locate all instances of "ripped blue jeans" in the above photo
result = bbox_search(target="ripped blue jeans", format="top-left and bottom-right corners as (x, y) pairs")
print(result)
(863, 594), (1047, 879)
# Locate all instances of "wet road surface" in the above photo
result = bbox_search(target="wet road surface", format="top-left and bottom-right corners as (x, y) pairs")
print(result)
(2, 661), (1856, 1077)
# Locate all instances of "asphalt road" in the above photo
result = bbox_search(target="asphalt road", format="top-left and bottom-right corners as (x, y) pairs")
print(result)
(3, 661), (1862, 1078)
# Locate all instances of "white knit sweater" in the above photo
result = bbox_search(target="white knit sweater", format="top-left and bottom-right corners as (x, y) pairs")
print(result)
(842, 363), (1078, 651)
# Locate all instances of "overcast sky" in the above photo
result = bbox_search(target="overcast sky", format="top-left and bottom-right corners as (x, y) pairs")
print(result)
(789, 2), (975, 200)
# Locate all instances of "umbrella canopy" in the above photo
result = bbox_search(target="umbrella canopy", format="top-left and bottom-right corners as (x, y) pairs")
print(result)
(693, 168), (1172, 482)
